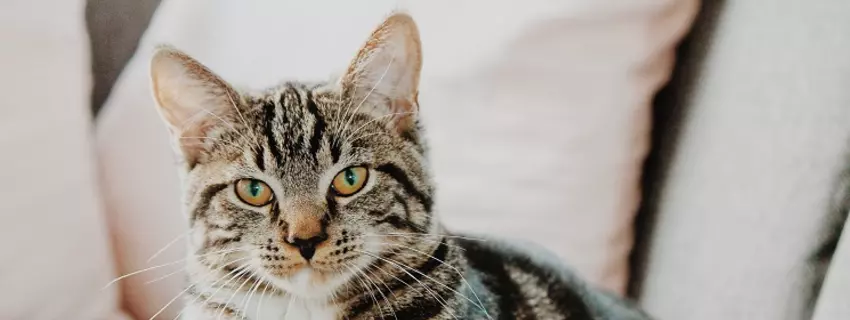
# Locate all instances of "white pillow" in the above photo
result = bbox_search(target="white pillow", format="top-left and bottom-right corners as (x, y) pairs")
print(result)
(96, 0), (696, 316)
(0, 0), (129, 319)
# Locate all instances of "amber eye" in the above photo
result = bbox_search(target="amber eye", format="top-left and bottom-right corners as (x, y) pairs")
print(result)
(235, 179), (274, 206)
(331, 166), (369, 196)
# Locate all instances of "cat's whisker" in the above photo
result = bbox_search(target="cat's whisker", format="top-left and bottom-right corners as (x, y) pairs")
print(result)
(337, 35), (374, 133)
(216, 269), (258, 320)
(359, 263), (396, 320)
(102, 246), (247, 290)
(146, 231), (189, 264)
(144, 268), (184, 286)
(356, 264), (394, 319)
(178, 137), (245, 155)
(361, 234), (467, 251)
(362, 247), (482, 318)
(175, 107), (209, 131)
(283, 292), (297, 320)
(344, 111), (416, 142)
(197, 108), (256, 152)
(102, 260), (185, 290)
(376, 261), (436, 310)
(379, 247), (462, 320)
(335, 74), (363, 139)
(176, 263), (252, 320)
(380, 232), (489, 242)
(364, 232), (488, 243)
(171, 262), (250, 320)
(334, 76), (356, 138)
(145, 257), (245, 285)
(145, 257), (250, 285)
(189, 247), (249, 260)
(343, 263), (385, 319)
(378, 256), (459, 320)
(240, 274), (264, 317)
(377, 242), (491, 319)
(348, 132), (383, 145)
(356, 249), (460, 320)
(369, 257), (430, 304)
(255, 281), (270, 319)
(149, 259), (247, 320)
(150, 287), (193, 319)
(340, 55), (396, 141)
(146, 255), (250, 287)
(362, 262), (399, 320)
(222, 84), (264, 152)
(175, 105), (256, 156)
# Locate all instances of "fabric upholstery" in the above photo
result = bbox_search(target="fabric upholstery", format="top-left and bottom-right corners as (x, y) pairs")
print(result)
(0, 0), (128, 319)
(634, 1), (850, 319)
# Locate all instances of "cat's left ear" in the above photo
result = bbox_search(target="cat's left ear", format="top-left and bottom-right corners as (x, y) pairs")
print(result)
(340, 13), (422, 134)
(149, 46), (240, 166)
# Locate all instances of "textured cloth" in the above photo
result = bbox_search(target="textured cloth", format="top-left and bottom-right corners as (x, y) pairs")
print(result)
(0, 0), (128, 319)
(635, 1), (850, 319)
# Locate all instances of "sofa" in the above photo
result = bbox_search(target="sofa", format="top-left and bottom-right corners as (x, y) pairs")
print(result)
(1, 0), (848, 319)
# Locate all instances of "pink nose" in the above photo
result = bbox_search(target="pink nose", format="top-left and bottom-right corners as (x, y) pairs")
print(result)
(277, 200), (328, 260)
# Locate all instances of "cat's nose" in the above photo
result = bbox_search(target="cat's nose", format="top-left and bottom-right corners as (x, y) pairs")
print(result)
(279, 200), (328, 260)
(285, 233), (327, 260)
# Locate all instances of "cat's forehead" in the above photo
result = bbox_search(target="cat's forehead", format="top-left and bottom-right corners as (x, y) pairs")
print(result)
(218, 81), (364, 188)
(200, 79), (394, 183)
(249, 81), (340, 105)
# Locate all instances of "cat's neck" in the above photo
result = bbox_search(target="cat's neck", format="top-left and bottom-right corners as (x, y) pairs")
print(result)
(185, 279), (340, 320)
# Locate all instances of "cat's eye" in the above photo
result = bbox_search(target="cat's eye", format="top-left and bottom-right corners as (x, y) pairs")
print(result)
(331, 166), (369, 196)
(235, 179), (274, 206)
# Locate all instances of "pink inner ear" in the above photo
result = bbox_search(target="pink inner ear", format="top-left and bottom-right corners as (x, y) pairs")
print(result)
(386, 97), (418, 134)
(340, 14), (422, 112)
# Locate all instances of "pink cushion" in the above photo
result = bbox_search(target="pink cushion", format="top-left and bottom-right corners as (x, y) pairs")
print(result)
(0, 0), (128, 319)
(96, 0), (696, 316)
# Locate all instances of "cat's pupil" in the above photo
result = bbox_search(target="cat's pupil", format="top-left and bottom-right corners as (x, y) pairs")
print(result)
(248, 181), (262, 197)
(344, 169), (357, 186)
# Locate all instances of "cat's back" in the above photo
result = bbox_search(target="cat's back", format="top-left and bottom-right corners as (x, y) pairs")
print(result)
(454, 235), (652, 320)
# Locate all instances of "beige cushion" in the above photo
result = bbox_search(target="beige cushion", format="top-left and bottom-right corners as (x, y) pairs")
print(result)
(97, 0), (695, 316)
(0, 0), (128, 319)
(635, 1), (850, 319)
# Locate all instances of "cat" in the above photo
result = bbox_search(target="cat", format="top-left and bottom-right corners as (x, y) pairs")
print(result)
(149, 12), (652, 320)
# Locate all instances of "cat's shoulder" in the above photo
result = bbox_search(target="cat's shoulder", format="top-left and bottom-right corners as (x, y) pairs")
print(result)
(450, 233), (572, 274)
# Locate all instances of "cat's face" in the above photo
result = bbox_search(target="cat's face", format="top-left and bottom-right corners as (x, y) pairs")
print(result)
(150, 14), (431, 299)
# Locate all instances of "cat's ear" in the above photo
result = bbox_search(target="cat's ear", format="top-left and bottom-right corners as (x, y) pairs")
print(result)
(340, 13), (422, 134)
(150, 46), (239, 166)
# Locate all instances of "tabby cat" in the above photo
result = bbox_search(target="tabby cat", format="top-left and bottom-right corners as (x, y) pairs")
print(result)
(149, 13), (652, 320)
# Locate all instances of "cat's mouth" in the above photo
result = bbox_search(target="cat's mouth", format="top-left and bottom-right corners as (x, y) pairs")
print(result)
(250, 234), (378, 299)
(251, 246), (360, 299)
(261, 263), (357, 299)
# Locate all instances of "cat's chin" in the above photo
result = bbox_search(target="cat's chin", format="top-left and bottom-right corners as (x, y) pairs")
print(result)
(265, 266), (354, 300)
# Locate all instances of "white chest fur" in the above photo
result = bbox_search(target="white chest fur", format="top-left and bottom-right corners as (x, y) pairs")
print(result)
(184, 284), (340, 320)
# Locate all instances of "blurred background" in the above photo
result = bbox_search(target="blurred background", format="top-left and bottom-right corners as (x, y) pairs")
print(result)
(2, 0), (850, 319)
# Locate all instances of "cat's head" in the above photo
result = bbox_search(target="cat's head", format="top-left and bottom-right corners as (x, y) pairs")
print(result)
(150, 13), (433, 299)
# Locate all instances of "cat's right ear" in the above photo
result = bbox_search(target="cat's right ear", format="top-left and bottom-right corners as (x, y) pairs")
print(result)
(150, 46), (239, 166)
